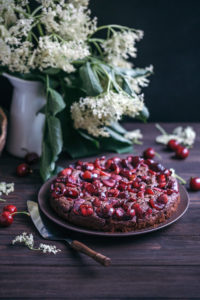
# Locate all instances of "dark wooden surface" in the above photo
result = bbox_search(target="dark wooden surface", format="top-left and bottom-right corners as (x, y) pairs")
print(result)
(0, 123), (200, 299)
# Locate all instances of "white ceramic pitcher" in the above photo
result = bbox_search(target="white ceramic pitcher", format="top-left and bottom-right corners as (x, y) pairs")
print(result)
(3, 73), (46, 157)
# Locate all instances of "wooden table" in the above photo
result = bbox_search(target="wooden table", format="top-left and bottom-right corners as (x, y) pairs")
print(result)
(0, 123), (200, 299)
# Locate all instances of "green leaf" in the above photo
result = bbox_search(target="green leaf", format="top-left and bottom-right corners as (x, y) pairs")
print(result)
(115, 66), (153, 78)
(78, 130), (100, 148)
(109, 121), (127, 135)
(47, 116), (63, 160)
(48, 89), (66, 116)
(42, 68), (60, 75)
(40, 140), (55, 181)
(136, 105), (150, 122)
(79, 62), (103, 96)
(63, 127), (100, 158)
(122, 78), (135, 97)
(100, 127), (132, 153)
(105, 127), (132, 145)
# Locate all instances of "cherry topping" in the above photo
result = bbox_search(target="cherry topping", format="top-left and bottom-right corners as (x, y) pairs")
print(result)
(80, 204), (93, 216)
(25, 152), (39, 165)
(145, 159), (154, 166)
(82, 171), (93, 181)
(143, 147), (155, 159)
(190, 177), (200, 191)
(126, 208), (136, 218)
(83, 163), (94, 171)
(115, 207), (124, 219)
(157, 194), (168, 204)
(132, 156), (144, 167)
(3, 205), (17, 214)
(0, 211), (13, 227)
(167, 139), (179, 151)
(132, 203), (143, 218)
(102, 205), (115, 217)
(65, 188), (79, 198)
(16, 163), (31, 177)
(107, 189), (119, 197)
(102, 179), (116, 188)
(58, 168), (72, 177)
(175, 146), (189, 159)
(150, 163), (165, 173)
(145, 188), (154, 195)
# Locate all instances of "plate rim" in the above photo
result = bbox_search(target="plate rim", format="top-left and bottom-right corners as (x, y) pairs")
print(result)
(38, 176), (190, 237)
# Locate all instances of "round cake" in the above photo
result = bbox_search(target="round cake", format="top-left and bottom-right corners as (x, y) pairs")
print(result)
(49, 155), (180, 232)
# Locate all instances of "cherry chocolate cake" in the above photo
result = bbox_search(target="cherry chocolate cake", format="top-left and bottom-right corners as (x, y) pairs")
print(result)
(49, 156), (180, 232)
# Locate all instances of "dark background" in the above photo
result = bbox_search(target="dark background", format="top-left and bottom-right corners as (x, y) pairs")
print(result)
(0, 0), (200, 121)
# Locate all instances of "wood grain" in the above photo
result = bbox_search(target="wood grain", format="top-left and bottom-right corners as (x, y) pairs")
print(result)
(0, 122), (200, 299)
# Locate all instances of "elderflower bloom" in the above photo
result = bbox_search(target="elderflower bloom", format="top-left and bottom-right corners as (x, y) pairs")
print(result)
(103, 30), (143, 67)
(34, 36), (90, 72)
(12, 232), (61, 254)
(156, 124), (196, 147)
(0, 182), (14, 196)
(71, 91), (144, 137)
(40, 0), (97, 42)
(124, 129), (143, 144)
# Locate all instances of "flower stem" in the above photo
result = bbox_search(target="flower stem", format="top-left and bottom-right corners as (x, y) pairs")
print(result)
(155, 123), (168, 136)
(0, 198), (6, 202)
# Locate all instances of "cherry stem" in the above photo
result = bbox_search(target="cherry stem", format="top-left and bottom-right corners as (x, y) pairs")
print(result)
(174, 174), (186, 185)
(11, 211), (30, 217)
(155, 152), (161, 159)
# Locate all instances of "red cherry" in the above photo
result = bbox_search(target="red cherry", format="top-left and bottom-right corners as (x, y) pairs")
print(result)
(83, 163), (94, 171)
(102, 179), (116, 188)
(16, 163), (31, 177)
(82, 170), (92, 181)
(175, 146), (189, 159)
(157, 194), (168, 204)
(3, 205), (17, 214)
(143, 147), (155, 159)
(132, 203), (143, 218)
(115, 207), (124, 219)
(145, 188), (154, 195)
(190, 177), (200, 191)
(0, 211), (13, 227)
(167, 139), (179, 151)
(58, 168), (72, 177)
(25, 152), (39, 165)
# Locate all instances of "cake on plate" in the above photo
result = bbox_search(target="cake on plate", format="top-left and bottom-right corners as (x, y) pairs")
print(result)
(49, 155), (180, 232)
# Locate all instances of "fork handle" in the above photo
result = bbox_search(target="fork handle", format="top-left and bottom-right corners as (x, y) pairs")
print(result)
(69, 240), (111, 267)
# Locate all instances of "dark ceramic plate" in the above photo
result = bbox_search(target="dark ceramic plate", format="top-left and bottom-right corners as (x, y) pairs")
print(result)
(38, 176), (190, 237)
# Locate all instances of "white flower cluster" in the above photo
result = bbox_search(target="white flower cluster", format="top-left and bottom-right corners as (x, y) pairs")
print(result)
(124, 129), (143, 143)
(102, 30), (143, 68)
(12, 232), (61, 254)
(71, 91), (144, 137)
(0, 182), (14, 196)
(127, 65), (153, 94)
(156, 124), (196, 147)
(40, 0), (97, 42)
(0, 0), (94, 73)
(34, 36), (90, 73)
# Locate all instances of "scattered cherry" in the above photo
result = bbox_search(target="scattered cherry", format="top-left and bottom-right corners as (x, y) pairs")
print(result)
(25, 152), (39, 165)
(0, 211), (13, 227)
(16, 163), (32, 177)
(190, 177), (200, 191)
(175, 146), (189, 159)
(143, 147), (155, 159)
(167, 139), (179, 151)
(3, 205), (17, 214)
